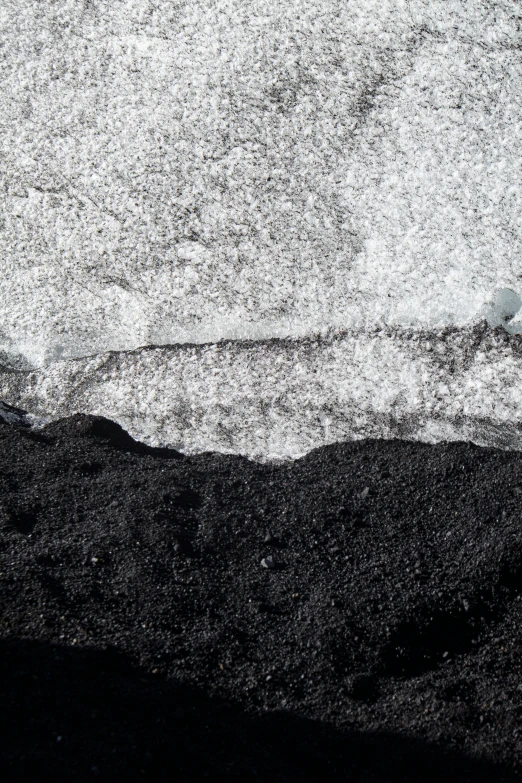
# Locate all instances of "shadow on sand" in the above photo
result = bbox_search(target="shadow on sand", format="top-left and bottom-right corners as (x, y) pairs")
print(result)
(0, 638), (518, 782)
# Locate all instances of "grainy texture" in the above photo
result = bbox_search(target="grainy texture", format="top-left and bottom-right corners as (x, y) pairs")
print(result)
(2, 0), (522, 365)
(6, 323), (522, 461)
(1, 413), (522, 780)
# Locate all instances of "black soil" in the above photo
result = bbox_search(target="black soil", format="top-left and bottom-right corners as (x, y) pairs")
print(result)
(1, 413), (522, 781)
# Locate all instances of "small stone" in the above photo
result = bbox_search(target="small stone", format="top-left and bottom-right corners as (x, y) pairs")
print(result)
(261, 556), (276, 569)
(264, 530), (275, 543)
(359, 486), (369, 500)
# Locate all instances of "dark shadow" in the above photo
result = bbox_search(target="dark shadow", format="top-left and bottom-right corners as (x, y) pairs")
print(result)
(0, 638), (518, 783)
(40, 414), (183, 460)
(6, 507), (40, 536)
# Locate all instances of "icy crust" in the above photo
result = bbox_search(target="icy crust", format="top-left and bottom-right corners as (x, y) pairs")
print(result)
(2, 1), (522, 366)
(3, 323), (522, 462)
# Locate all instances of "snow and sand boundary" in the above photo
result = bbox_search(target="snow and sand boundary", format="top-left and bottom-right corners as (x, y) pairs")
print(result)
(3, 321), (522, 462)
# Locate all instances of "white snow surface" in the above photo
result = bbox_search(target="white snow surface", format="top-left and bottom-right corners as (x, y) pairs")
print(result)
(2, 0), (522, 363)
(2, 1), (522, 458)
(3, 327), (522, 462)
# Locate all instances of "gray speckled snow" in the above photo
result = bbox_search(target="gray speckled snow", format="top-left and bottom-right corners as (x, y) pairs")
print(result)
(2, 326), (522, 462)
(2, 1), (522, 458)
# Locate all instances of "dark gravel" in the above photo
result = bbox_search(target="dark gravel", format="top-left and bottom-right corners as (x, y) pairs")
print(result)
(1, 412), (522, 781)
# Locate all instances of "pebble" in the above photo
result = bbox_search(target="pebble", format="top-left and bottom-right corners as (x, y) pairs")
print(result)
(261, 556), (276, 569)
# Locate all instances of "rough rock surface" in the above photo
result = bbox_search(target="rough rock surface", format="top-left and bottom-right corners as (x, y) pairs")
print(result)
(1, 412), (522, 780)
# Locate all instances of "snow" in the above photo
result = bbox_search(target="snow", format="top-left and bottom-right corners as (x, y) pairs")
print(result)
(2, 1), (522, 458)
(3, 326), (522, 462)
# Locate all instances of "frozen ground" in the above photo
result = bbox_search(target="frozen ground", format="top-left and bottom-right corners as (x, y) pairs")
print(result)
(2, 0), (522, 457)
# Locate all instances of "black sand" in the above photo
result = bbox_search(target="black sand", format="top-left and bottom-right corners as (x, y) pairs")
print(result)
(1, 412), (522, 781)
